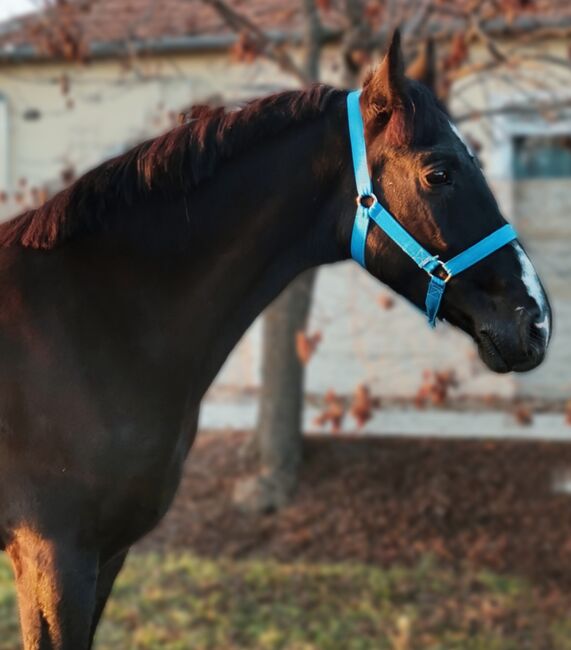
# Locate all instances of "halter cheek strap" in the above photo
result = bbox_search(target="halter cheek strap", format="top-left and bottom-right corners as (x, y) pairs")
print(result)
(347, 89), (518, 327)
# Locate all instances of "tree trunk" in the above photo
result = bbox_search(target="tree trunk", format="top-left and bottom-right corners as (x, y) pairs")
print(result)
(255, 269), (316, 506)
(234, 0), (361, 513)
(233, 270), (316, 513)
(238, 2), (364, 513)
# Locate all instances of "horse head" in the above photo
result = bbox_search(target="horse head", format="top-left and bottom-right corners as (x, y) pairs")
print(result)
(341, 31), (551, 373)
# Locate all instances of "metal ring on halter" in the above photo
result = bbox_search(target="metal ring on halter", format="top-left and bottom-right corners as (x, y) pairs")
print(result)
(419, 255), (453, 284)
(356, 194), (378, 209)
(433, 260), (452, 283)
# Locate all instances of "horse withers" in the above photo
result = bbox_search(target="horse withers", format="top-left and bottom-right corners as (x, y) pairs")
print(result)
(0, 31), (550, 649)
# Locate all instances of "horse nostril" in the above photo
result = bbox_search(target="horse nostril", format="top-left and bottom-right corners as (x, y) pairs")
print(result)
(518, 306), (546, 353)
(528, 320), (538, 345)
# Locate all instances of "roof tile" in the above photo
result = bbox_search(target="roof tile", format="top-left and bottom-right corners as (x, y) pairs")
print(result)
(0, 0), (568, 61)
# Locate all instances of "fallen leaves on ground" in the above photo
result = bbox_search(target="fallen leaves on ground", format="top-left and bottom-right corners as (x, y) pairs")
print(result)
(144, 429), (571, 612)
(415, 369), (458, 407)
(1, 551), (564, 650)
(350, 383), (374, 428)
(313, 389), (345, 431)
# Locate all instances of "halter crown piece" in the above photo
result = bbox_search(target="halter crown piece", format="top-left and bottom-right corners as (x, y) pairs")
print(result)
(347, 90), (518, 327)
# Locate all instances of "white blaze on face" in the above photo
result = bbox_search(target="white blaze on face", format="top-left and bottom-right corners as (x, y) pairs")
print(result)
(448, 120), (482, 170)
(449, 121), (474, 156)
(512, 242), (551, 341)
(450, 121), (550, 342)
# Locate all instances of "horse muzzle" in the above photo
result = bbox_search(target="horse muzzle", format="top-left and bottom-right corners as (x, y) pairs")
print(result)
(476, 305), (551, 374)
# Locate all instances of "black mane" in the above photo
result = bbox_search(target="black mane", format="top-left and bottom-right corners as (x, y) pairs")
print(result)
(0, 84), (340, 250)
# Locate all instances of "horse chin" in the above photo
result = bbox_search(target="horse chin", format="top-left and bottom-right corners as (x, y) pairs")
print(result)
(476, 330), (546, 374)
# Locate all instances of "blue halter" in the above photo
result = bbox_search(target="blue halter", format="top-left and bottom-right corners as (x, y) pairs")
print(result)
(347, 90), (518, 327)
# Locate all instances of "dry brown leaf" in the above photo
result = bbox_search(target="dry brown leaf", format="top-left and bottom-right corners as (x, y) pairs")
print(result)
(350, 383), (374, 428)
(296, 330), (322, 365)
(512, 404), (533, 426)
(314, 389), (345, 432)
(377, 294), (395, 310)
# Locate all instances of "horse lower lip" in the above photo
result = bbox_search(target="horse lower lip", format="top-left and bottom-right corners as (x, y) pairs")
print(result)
(512, 350), (544, 372)
(478, 331), (509, 372)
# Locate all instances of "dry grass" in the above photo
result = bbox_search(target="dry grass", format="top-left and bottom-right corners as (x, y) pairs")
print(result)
(1, 551), (570, 649)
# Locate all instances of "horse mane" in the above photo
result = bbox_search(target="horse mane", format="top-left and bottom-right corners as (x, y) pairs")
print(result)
(0, 84), (341, 250)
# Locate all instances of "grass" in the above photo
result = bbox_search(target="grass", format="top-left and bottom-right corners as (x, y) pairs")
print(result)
(0, 551), (566, 649)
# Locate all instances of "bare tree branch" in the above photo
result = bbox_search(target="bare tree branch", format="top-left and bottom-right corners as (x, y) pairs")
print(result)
(301, 0), (325, 82)
(404, 0), (434, 38)
(374, 17), (571, 52)
(341, 0), (373, 86)
(455, 97), (571, 123)
(200, 0), (310, 85)
(468, 14), (507, 63)
(449, 51), (571, 83)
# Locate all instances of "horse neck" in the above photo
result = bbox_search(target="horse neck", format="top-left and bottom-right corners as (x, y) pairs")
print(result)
(116, 108), (348, 399)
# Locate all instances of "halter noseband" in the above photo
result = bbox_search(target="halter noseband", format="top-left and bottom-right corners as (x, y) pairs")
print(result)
(347, 90), (517, 327)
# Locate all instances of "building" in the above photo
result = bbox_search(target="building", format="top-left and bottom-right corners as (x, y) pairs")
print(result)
(0, 1), (570, 400)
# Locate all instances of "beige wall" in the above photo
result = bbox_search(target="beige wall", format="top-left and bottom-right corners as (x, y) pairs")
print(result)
(448, 39), (571, 398)
(513, 179), (571, 398)
(0, 51), (302, 218)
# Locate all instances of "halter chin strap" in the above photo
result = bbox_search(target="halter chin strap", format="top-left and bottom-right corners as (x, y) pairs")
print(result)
(347, 90), (518, 327)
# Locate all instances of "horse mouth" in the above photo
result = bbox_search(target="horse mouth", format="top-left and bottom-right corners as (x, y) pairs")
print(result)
(477, 331), (510, 373)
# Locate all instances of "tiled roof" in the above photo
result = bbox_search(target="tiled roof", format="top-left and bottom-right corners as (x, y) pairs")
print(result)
(0, 0), (569, 62)
(0, 0), (315, 59)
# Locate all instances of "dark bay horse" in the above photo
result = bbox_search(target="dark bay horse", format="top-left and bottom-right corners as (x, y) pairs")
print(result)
(0, 32), (550, 648)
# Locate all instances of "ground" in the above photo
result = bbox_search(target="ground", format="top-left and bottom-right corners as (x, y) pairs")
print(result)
(3, 550), (568, 649)
(2, 429), (571, 649)
(144, 430), (571, 593)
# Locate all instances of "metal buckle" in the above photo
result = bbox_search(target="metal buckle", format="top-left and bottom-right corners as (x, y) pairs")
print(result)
(356, 194), (378, 209)
(433, 259), (452, 283)
(421, 255), (452, 282)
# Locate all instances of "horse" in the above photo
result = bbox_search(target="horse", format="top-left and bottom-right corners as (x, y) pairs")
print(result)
(0, 30), (551, 649)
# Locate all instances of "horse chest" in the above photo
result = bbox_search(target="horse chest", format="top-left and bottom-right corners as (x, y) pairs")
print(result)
(91, 414), (198, 549)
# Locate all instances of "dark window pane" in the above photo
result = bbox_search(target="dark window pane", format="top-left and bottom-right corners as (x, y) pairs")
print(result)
(513, 134), (571, 179)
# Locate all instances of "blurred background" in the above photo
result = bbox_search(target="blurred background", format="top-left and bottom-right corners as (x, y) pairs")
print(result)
(0, 0), (570, 648)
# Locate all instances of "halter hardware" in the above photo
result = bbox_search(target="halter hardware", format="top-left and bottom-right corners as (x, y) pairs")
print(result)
(421, 256), (452, 283)
(357, 194), (377, 209)
(347, 89), (518, 327)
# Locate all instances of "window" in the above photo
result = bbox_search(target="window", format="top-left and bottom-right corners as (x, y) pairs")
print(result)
(513, 134), (571, 180)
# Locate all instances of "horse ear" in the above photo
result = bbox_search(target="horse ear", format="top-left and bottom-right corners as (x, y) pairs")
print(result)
(406, 38), (437, 93)
(361, 29), (407, 119)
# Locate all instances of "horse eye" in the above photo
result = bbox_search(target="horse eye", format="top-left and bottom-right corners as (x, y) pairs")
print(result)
(425, 170), (449, 186)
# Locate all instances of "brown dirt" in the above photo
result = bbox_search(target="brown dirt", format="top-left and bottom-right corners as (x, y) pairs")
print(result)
(142, 430), (571, 598)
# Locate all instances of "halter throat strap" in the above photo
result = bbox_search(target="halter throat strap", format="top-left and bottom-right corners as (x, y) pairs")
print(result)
(346, 89), (518, 327)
